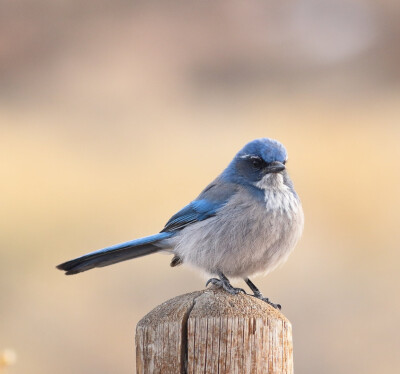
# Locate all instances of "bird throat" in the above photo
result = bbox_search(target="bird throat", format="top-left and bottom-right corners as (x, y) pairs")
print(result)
(255, 173), (284, 190)
(255, 173), (299, 214)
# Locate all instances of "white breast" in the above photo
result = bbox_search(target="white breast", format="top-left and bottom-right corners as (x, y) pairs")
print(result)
(255, 173), (301, 219)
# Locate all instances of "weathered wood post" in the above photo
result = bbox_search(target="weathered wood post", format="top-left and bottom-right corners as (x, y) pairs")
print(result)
(136, 287), (293, 374)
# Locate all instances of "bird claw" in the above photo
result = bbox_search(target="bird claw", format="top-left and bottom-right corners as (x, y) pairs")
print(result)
(206, 277), (246, 295)
(252, 293), (281, 310)
(250, 291), (281, 309)
(262, 298), (281, 310)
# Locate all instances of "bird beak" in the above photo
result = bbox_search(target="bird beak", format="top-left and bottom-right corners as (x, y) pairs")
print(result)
(266, 161), (285, 173)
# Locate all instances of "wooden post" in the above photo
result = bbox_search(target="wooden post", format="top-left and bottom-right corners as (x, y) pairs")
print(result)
(136, 287), (293, 374)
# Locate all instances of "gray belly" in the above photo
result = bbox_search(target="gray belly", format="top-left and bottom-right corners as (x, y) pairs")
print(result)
(174, 189), (304, 278)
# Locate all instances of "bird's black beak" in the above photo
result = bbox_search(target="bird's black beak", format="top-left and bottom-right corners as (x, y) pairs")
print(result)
(266, 161), (285, 173)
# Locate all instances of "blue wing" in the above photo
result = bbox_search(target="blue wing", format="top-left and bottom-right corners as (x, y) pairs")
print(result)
(161, 179), (238, 233)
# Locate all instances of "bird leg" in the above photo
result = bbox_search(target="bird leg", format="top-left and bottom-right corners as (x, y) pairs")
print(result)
(206, 271), (246, 295)
(245, 278), (281, 310)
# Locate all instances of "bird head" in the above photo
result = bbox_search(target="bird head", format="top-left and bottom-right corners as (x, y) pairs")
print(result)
(223, 138), (289, 187)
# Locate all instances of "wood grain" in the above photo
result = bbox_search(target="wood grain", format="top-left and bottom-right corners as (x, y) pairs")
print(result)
(136, 287), (293, 374)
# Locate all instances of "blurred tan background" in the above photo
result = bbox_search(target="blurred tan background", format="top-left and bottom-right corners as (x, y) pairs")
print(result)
(1, 0), (400, 373)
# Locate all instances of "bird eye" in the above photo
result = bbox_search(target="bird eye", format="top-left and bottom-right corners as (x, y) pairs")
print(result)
(251, 158), (263, 169)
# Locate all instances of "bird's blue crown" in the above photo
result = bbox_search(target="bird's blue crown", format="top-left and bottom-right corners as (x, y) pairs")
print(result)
(237, 138), (287, 164)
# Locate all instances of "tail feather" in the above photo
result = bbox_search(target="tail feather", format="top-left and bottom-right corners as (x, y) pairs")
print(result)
(57, 232), (173, 275)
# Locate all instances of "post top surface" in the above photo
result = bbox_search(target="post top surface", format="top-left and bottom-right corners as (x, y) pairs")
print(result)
(137, 286), (290, 327)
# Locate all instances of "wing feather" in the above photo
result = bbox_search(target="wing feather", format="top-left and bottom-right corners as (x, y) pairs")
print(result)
(161, 180), (237, 233)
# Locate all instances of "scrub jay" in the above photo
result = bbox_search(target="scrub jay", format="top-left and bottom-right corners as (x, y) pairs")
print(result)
(57, 138), (304, 309)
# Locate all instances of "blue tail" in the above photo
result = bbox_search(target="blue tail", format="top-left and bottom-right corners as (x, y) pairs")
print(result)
(57, 232), (174, 275)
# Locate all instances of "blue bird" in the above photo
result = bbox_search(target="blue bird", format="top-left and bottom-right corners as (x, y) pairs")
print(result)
(57, 138), (304, 309)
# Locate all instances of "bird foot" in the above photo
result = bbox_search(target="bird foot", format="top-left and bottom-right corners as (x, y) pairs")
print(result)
(252, 292), (281, 310)
(206, 278), (246, 295)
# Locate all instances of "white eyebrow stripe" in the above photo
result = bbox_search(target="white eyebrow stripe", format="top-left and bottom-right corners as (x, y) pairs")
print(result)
(239, 154), (262, 160)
